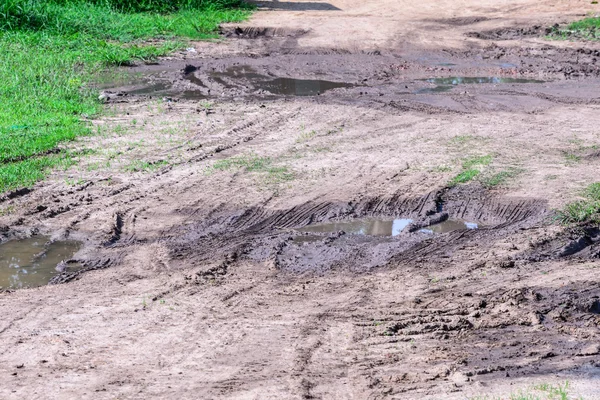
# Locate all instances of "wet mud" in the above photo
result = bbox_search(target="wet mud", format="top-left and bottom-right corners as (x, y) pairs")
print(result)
(164, 187), (553, 275)
(2, 4), (600, 398)
(98, 41), (600, 116)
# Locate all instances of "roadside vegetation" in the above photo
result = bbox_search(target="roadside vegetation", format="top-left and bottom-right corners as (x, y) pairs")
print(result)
(556, 182), (600, 224)
(550, 16), (600, 40)
(0, 0), (251, 193)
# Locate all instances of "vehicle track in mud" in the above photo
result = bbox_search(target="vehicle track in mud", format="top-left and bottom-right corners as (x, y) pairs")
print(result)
(1, 0), (600, 398)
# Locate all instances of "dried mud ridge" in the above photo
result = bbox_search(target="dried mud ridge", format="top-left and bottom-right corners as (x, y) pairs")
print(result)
(466, 25), (555, 41)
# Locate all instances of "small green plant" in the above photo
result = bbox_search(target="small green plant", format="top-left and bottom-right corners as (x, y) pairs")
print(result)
(0, 205), (14, 216)
(297, 129), (318, 143)
(451, 168), (480, 185)
(213, 155), (272, 171)
(449, 155), (493, 186)
(549, 17), (600, 41)
(482, 167), (523, 188)
(433, 165), (453, 173)
(564, 153), (581, 165)
(124, 159), (168, 172)
(462, 155), (493, 169)
(471, 381), (582, 400)
(213, 155), (294, 185)
(555, 182), (600, 224)
(449, 134), (476, 145)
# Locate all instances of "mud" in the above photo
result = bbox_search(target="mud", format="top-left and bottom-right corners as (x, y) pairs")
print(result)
(2, 0), (600, 398)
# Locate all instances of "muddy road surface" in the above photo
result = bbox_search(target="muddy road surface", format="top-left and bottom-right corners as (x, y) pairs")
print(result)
(2, 0), (600, 398)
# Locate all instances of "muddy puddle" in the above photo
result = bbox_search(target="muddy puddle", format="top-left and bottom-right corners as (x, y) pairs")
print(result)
(209, 65), (355, 96)
(99, 64), (355, 99)
(295, 217), (479, 241)
(0, 236), (82, 290)
(416, 76), (544, 94)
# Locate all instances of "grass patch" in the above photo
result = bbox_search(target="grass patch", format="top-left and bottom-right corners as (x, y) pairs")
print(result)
(123, 159), (169, 172)
(482, 167), (523, 188)
(556, 182), (600, 224)
(451, 169), (480, 185)
(471, 381), (583, 400)
(462, 155), (493, 169)
(0, 0), (251, 193)
(564, 152), (582, 165)
(449, 155), (492, 186)
(550, 17), (600, 41)
(213, 155), (294, 184)
(297, 129), (318, 143)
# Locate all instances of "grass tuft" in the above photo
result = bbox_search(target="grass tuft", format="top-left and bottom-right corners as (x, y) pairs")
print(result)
(449, 155), (492, 186)
(213, 155), (294, 185)
(471, 380), (583, 400)
(482, 167), (523, 188)
(555, 182), (600, 224)
(450, 169), (480, 185)
(549, 17), (600, 41)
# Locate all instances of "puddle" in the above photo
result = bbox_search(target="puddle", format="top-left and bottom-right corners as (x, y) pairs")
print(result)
(298, 218), (413, 237)
(416, 76), (544, 94)
(126, 81), (173, 96)
(415, 85), (454, 94)
(0, 236), (82, 290)
(296, 217), (481, 239)
(423, 76), (544, 85)
(256, 77), (354, 96)
(210, 65), (267, 84)
(419, 220), (480, 234)
(210, 65), (354, 96)
(98, 64), (355, 99)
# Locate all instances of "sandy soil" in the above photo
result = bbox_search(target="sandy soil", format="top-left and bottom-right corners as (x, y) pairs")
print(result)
(1, 0), (600, 398)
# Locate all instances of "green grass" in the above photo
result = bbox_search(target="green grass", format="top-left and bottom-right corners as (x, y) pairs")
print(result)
(482, 167), (523, 188)
(0, 0), (251, 193)
(213, 155), (294, 184)
(123, 159), (169, 172)
(550, 17), (600, 40)
(451, 168), (480, 185)
(556, 182), (600, 224)
(471, 381), (583, 400)
(449, 155), (492, 186)
(462, 155), (493, 169)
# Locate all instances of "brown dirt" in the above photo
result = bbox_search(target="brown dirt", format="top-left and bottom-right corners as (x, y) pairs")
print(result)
(2, 0), (600, 399)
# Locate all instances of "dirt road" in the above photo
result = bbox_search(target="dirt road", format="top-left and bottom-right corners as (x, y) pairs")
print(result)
(1, 0), (600, 398)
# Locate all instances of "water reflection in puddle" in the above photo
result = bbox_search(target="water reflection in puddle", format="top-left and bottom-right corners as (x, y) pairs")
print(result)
(211, 65), (355, 96)
(295, 217), (480, 241)
(256, 77), (354, 96)
(99, 64), (355, 99)
(298, 218), (413, 237)
(0, 236), (82, 290)
(416, 76), (544, 94)
(424, 77), (544, 85)
(419, 220), (479, 234)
